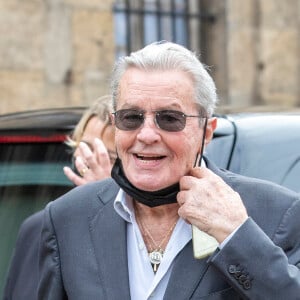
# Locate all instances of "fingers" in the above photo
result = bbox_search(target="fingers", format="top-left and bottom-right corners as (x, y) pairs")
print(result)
(70, 139), (112, 184)
(189, 167), (207, 178)
(177, 167), (248, 242)
(63, 166), (86, 186)
(78, 142), (96, 170)
(78, 139), (111, 170)
(75, 156), (90, 176)
(93, 138), (111, 170)
(88, 138), (112, 179)
(64, 137), (113, 187)
(188, 167), (216, 181)
(179, 167), (220, 191)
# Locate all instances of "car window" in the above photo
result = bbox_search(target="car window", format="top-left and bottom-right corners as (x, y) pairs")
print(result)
(206, 114), (300, 194)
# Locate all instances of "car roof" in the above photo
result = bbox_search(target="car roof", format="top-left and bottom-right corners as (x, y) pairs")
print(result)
(209, 112), (300, 192)
(0, 107), (85, 131)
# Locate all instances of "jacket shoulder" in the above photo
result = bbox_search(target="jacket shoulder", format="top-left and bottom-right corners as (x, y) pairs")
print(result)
(45, 178), (119, 218)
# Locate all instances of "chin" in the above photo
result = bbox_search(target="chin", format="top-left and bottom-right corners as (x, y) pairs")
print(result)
(131, 176), (174, 192)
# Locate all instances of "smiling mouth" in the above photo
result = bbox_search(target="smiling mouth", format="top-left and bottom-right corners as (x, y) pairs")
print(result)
(135, 154), (166, 161)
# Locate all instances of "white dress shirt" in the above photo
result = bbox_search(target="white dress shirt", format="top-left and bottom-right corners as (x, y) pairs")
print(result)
(114, 190), (192, 300)
(113, 158), (244, 299)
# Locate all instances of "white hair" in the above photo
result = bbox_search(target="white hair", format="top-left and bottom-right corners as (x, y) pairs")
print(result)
(111, 41), (218, 116)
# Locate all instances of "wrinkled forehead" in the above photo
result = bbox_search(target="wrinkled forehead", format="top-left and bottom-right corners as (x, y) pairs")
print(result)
(117, 68), (197, 111)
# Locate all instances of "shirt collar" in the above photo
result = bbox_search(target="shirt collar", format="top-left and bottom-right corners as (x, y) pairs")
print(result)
(114, 189), (133, 223)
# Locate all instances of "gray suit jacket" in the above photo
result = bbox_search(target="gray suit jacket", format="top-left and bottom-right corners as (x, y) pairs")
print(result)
(38, 159), (300, 299)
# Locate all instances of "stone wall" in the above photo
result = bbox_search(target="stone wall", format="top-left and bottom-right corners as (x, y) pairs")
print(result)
(0, 0), (299, 114)
(205, 0), (300, 111)
(258, 0), (300, 107)
(0, 0), (115, 114)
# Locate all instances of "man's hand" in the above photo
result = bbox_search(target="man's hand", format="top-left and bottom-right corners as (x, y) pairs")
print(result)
(177, 167), (248, 243)
(63, 138), (112, 186)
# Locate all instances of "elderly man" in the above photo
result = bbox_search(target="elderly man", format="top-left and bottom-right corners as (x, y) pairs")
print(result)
(37, 42), (300, 299)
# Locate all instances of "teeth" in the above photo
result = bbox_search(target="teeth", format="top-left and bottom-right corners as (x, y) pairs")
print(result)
(136, 154), (163, 160)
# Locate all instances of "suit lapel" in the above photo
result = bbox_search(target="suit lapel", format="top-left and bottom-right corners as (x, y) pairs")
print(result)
(164, 159), (226, 299)
(163, 241), (212, 299)
(205, 157), (235, 186)
(88, 180), (131, 300)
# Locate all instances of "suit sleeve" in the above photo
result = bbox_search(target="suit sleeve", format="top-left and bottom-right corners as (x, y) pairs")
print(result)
(209, 197), (300, 299)
(37, 203), (66, 300)
(3, 211), (42, 300)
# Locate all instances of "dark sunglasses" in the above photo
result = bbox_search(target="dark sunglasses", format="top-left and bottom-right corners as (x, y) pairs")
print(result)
(112, 109), (206, 132)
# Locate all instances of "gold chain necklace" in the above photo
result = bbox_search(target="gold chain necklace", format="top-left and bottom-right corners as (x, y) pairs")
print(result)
(137, 214), (178, 273)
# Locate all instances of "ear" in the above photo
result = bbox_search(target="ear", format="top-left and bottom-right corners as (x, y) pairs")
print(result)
(110, 113), (115, 126)
(204, 117), (217, 146)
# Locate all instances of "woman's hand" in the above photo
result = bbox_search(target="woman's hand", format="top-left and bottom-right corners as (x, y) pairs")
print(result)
(63, 138), (112, 186)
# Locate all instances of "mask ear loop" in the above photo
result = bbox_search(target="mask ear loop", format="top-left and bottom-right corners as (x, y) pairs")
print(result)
(193, 117), (208, 168)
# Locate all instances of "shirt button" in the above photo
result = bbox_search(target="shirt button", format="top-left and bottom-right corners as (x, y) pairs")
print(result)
(139, 243), (144, 250)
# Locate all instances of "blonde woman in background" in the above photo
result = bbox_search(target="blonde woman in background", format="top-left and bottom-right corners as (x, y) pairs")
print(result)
(63, 95), (116, 186)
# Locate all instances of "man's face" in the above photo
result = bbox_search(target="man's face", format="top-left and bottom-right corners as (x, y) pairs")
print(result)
(114, 68), (215, 191)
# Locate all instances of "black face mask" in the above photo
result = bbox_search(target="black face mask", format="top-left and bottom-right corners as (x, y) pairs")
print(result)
(111, 158), (179, 207)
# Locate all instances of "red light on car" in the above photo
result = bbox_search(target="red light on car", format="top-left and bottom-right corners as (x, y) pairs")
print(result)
(0, 135), (68, 143)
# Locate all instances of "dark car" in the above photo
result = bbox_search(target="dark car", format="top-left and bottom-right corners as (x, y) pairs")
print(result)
(0, 109), (299, 296)
(0, 107), (84, 294)
(206, 113), (300, 193)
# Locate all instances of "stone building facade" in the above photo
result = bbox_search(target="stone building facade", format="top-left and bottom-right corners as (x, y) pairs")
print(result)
(0, 0), (299, 114)
(1, 0), (115, 114)
(205, 0), (300, 111)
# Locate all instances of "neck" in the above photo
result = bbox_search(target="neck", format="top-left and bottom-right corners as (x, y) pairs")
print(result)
(134, 200), (179, 274)
(134, 200), (179, 220)
(134, 200), (179, 246)
(134, 202), (179, 254)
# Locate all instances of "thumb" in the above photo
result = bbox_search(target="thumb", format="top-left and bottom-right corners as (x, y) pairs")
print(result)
(189, 167), (210, 179)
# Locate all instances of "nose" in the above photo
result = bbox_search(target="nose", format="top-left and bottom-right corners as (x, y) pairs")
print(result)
(136, 114), (161, 144)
